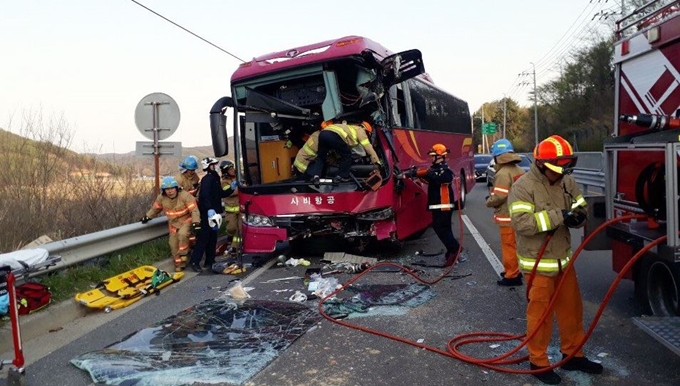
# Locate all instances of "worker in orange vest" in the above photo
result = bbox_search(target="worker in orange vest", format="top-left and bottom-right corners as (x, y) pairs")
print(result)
(508, 135), (601, 384)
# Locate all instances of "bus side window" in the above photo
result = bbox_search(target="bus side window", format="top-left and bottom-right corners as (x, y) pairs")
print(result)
(390, 84), (408, 127)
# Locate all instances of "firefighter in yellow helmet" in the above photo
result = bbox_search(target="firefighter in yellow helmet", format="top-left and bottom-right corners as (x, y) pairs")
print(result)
(485, 138), (525, 286)
(508, 135), (601, 384)
(313, 120), (381, 183)
(402, 144), (464, 267)
(140, 176), (200, 272)
(219, 160), (241, 253)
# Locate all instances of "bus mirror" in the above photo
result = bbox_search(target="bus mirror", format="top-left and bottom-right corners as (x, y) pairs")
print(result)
(381, 49), (425, 87)
(209, 96), (233, 157)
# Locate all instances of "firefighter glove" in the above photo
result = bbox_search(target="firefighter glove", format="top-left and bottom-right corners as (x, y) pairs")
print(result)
(230, 180), (238, 190)
(562, 210), (585, 228)
(140, 215), (151, 224)
(192, 222), (202, 233)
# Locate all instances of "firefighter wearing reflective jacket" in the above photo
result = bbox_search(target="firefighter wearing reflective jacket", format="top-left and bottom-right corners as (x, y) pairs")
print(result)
(175, 155), (200, 197)
(219, 160), (241, 252)
(312, 120), (381, 183)
(485, 139), (525, 286)
(140, 176), (200, 272)
(293, 130), (321, 180)
(404, 144), (462, 267)
(508, 135), (602, 384)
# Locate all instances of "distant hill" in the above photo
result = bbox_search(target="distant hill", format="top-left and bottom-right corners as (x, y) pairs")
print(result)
(93, 140), (234, 177)
(0, 128), (234, 177)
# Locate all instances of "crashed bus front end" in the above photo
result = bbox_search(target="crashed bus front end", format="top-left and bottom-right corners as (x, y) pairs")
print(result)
(209, 36), (472, 255)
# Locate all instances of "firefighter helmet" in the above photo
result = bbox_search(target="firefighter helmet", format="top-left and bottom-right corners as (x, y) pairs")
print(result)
(491, 139), (514, 157)
(361, 121), (373, 133)
(179, 156), (198, 171)
(207, 209), (222, 230)
(219, 160), (234, 172)
(201, 157), (219, 171)
(160, 176), (179, 190)
(533, 135), (578, 174)
(428, 144), (450, 157)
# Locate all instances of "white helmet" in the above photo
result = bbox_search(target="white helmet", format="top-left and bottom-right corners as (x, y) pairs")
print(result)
(201, 157), (219, 171)
(207, 209), (222, 230)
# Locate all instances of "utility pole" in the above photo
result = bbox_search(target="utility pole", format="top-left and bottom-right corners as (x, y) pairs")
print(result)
(530, 62), (538, 148)
(481, 104), (486, 153)
(502, 94), (507, 139)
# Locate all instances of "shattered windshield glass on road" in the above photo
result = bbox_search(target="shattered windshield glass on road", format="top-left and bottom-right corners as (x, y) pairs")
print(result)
(71, 299), (321, 386)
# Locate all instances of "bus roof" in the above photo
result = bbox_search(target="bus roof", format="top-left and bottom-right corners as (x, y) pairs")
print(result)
(231, 36), (393, 83)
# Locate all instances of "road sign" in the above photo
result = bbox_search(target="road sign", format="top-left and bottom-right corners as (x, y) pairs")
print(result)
(134, 92), (181, 141)
(482, 122), (497, 135)
(135, 141), (183, 157)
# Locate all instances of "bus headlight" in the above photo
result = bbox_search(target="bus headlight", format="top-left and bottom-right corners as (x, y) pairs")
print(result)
(356, 207), (394, 221)
(243, 213), (274, 227)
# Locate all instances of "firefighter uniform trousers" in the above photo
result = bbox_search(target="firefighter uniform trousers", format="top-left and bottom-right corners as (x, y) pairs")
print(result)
(169, 222), (193, 270)
(527, 268), (585, 366)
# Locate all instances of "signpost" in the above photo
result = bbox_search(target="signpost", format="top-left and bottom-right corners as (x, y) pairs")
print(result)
(134, 92), (181, 196)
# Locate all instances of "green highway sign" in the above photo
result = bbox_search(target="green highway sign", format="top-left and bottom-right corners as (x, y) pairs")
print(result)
(482, 122), (497, 135)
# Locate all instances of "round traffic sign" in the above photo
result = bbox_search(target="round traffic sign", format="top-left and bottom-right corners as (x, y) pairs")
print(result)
(134, 92), (181, 141)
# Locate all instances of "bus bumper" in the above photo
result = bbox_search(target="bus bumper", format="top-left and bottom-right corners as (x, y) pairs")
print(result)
(242, 224), (287, 254)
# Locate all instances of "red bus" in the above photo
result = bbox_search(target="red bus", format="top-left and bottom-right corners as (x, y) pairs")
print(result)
(209, 36), (474, 254)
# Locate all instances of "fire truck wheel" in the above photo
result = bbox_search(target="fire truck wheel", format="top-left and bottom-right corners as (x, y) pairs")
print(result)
(453, 172), (467, 211)
(637, 254), (680, 317)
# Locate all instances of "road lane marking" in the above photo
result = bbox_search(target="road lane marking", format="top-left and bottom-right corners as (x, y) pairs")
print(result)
(462, 214), (504, 277)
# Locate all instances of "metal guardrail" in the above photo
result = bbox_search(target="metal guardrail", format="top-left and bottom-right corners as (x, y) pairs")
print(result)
(572, 168), (605, 195)
(35, 217), (169, 275)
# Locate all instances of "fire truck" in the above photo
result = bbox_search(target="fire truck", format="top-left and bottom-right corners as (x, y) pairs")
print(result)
(586, 0), (680, 354)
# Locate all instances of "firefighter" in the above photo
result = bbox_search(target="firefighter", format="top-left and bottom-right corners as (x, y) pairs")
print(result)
(189, 157), (236, 272)
(219, 160), (241, 253)
(403, 144), (464, 267)
(293, 130), (321, 180)
(508, 135), (601, 384)
(176, 155), (200, 197)
(486, 139), (525, 286)
(141, 176), (200, 272)
(313, 120), (381, 183)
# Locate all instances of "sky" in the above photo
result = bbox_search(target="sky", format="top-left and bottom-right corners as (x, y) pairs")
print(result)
(0, 0), (617, 154)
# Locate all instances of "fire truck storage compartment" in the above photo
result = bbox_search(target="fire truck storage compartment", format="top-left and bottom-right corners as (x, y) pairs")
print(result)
(258, 140), (298, 183)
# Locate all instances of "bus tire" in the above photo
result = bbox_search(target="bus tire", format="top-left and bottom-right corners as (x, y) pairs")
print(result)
(454, 172), (467, 211)
(637, 253), (680, 316)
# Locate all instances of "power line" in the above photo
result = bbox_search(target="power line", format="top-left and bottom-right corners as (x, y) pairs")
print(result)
(130, 0), (245, 63)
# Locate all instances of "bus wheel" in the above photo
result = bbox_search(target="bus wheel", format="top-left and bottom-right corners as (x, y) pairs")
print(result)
(638, 254), (680, 316)
(454, 172), (467, 210)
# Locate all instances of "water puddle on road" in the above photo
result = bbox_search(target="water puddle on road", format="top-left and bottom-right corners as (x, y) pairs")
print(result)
(71, 299), (321, 386)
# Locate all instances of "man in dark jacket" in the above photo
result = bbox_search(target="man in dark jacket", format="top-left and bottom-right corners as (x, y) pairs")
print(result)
(189, 157), (236, 272)
(403, 144), (464, 267)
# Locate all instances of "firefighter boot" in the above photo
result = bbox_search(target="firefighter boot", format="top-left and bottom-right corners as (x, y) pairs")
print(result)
(173, 256), (183, 272)
(530, 363), (561, 385)
(560, 354), (603, 374)
(497, 276), (523, 286)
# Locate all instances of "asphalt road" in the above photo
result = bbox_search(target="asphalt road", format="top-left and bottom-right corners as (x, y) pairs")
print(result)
(2, 183), (680, 386)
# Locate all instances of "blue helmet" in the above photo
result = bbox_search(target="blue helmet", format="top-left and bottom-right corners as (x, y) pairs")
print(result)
(179, 156), (198, 171)
(491, 139), (514, 157)
(160, 176), (179, 190)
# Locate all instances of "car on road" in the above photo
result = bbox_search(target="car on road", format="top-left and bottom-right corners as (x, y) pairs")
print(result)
(474, 154), (493, 181)
(486, 154), (532, 188)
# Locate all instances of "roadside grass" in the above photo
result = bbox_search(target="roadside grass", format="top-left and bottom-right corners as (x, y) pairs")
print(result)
(39, 237), (171, 303)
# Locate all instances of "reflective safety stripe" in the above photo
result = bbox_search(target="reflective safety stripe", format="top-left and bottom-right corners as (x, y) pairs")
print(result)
(571, 194), (586, 209)
(534, 210), (551, 232)
(294, 159), (307, 172)
(303, 143), (316, 155)
(509, 201), (534, 214)
(429, 204), (454, 209)
(360, 138), (370, 146)
(494, 215), (512, 223)
(492, 186), (509, 195)
(518, 254), (571, 273)
(226, 206), (240, 213)
(326, 125), (348, 140)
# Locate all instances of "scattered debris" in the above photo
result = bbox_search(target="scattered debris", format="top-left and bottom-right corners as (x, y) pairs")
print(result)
(261, 276), (303, 283)
(323, 252), (378, 265)
(289, 291), (307, 303)
(489, 344), (500, 349)
(597, 352), (609, 358)
(226, 282), (250, 299)
(417, 338), (425, 343)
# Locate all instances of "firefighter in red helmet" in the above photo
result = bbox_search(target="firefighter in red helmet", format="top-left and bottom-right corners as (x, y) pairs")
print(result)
(402, 143), (465, 267)
(508, 135), (601, 384)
